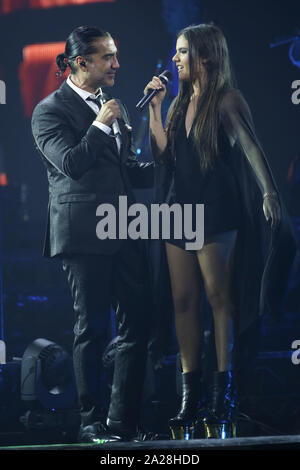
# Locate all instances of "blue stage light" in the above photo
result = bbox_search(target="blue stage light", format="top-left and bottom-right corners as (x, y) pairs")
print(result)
(270, 31), (300, 69)
(289, 39), (300, 68)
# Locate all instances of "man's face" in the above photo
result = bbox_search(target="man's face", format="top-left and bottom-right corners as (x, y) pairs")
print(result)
(87, 36), (120, 88)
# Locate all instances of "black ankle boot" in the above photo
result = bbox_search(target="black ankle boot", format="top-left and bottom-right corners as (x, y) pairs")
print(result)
(203, 370), (238, 439)
(169, 371), (204, 440)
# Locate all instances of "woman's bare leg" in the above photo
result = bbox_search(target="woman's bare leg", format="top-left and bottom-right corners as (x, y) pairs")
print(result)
(165, 242), (203, 373)
(196, 231), (237, 372)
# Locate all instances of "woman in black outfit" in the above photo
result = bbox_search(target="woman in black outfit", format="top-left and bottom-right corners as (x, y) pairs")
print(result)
(145, 23), (282, 439)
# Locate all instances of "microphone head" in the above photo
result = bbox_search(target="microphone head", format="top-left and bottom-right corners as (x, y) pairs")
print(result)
(159, 70), (172, 84)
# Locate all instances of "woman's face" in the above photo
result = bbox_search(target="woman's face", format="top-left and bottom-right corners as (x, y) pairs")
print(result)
(172, 35), (190, 82)
(173, 34), (207, 88)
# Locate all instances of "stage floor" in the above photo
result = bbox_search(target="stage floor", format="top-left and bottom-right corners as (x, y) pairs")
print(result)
(0, 434), (300, 451)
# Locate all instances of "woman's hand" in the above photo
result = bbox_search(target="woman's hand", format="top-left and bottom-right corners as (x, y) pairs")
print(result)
(144, 76), (167, 108)
(263, 193), (281, 229)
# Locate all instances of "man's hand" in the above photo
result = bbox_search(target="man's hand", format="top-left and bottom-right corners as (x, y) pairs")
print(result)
(95, 99), (121, 127)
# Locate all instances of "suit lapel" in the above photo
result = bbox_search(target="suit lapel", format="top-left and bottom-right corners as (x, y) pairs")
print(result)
(118, 118), (130, 163)
(60, 81), (96, 121)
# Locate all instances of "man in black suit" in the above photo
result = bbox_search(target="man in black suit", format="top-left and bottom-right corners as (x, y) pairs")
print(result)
(31, 26), (154, 443)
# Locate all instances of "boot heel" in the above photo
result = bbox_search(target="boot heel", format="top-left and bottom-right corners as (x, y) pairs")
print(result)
(204, 421), (236, 439)
(169, 421), (196, 440)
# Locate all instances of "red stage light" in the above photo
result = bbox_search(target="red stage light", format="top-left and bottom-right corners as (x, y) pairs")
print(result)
(0, 173), (8, 186)
(19, 42), (68, 117)
(0, 0), (115, 15)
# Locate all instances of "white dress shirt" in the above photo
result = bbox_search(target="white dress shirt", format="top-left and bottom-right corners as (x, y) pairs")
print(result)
(66, 76), (121, 152)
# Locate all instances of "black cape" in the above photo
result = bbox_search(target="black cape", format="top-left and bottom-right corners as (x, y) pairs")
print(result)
(147, 89), (296, 369)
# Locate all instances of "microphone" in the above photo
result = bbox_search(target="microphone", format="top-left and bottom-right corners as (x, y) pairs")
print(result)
(136, 70), (172, 112)
(98, 92), (120, 137)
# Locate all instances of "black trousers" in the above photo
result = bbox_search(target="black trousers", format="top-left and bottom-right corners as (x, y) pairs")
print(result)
(61, 238), (153, 429)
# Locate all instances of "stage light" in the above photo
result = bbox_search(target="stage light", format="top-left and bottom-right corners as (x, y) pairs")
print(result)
(0, 0), (115, 15)
(289, 38), (300, 68)
(270, 31), (300, 69)
(21, 338), (77, 410)
(19, 42), (67, 117)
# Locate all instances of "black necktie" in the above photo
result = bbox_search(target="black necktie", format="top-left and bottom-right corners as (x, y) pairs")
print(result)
(86, 95), (102, 111)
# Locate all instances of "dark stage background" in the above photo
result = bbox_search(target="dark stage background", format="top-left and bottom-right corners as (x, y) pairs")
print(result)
(0, 0), (299, 441)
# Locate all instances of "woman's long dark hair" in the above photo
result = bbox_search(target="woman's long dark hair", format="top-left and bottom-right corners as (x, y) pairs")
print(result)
(167, 23), (236, 172)
(56, 25), (111, 74)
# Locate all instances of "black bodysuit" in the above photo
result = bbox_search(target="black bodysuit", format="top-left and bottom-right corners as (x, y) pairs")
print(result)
(165, 89), (275, 250)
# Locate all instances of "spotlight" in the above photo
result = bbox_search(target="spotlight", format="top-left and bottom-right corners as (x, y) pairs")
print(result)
(21, 338), (77, 410)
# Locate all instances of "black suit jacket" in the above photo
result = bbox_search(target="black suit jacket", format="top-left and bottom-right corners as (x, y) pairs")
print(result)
(31, 80), (153, 257)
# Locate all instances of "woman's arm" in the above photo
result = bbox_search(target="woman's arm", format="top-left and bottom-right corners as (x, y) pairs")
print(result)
(220, 89), (281, 228)
(144, 76), (168, 162)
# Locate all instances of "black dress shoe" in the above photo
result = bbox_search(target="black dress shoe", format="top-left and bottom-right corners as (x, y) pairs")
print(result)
(78, 421), (122, 444)
(132, 430), (170, 442)
(106, 418), (136, 441)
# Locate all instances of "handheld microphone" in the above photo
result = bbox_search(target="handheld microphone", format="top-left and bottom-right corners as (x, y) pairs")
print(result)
(136, 70), (172, 112)
(98, 92), (120, 137)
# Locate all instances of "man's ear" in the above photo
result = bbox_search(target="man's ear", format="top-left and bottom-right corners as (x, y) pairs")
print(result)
(75, 56), (88, 71)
